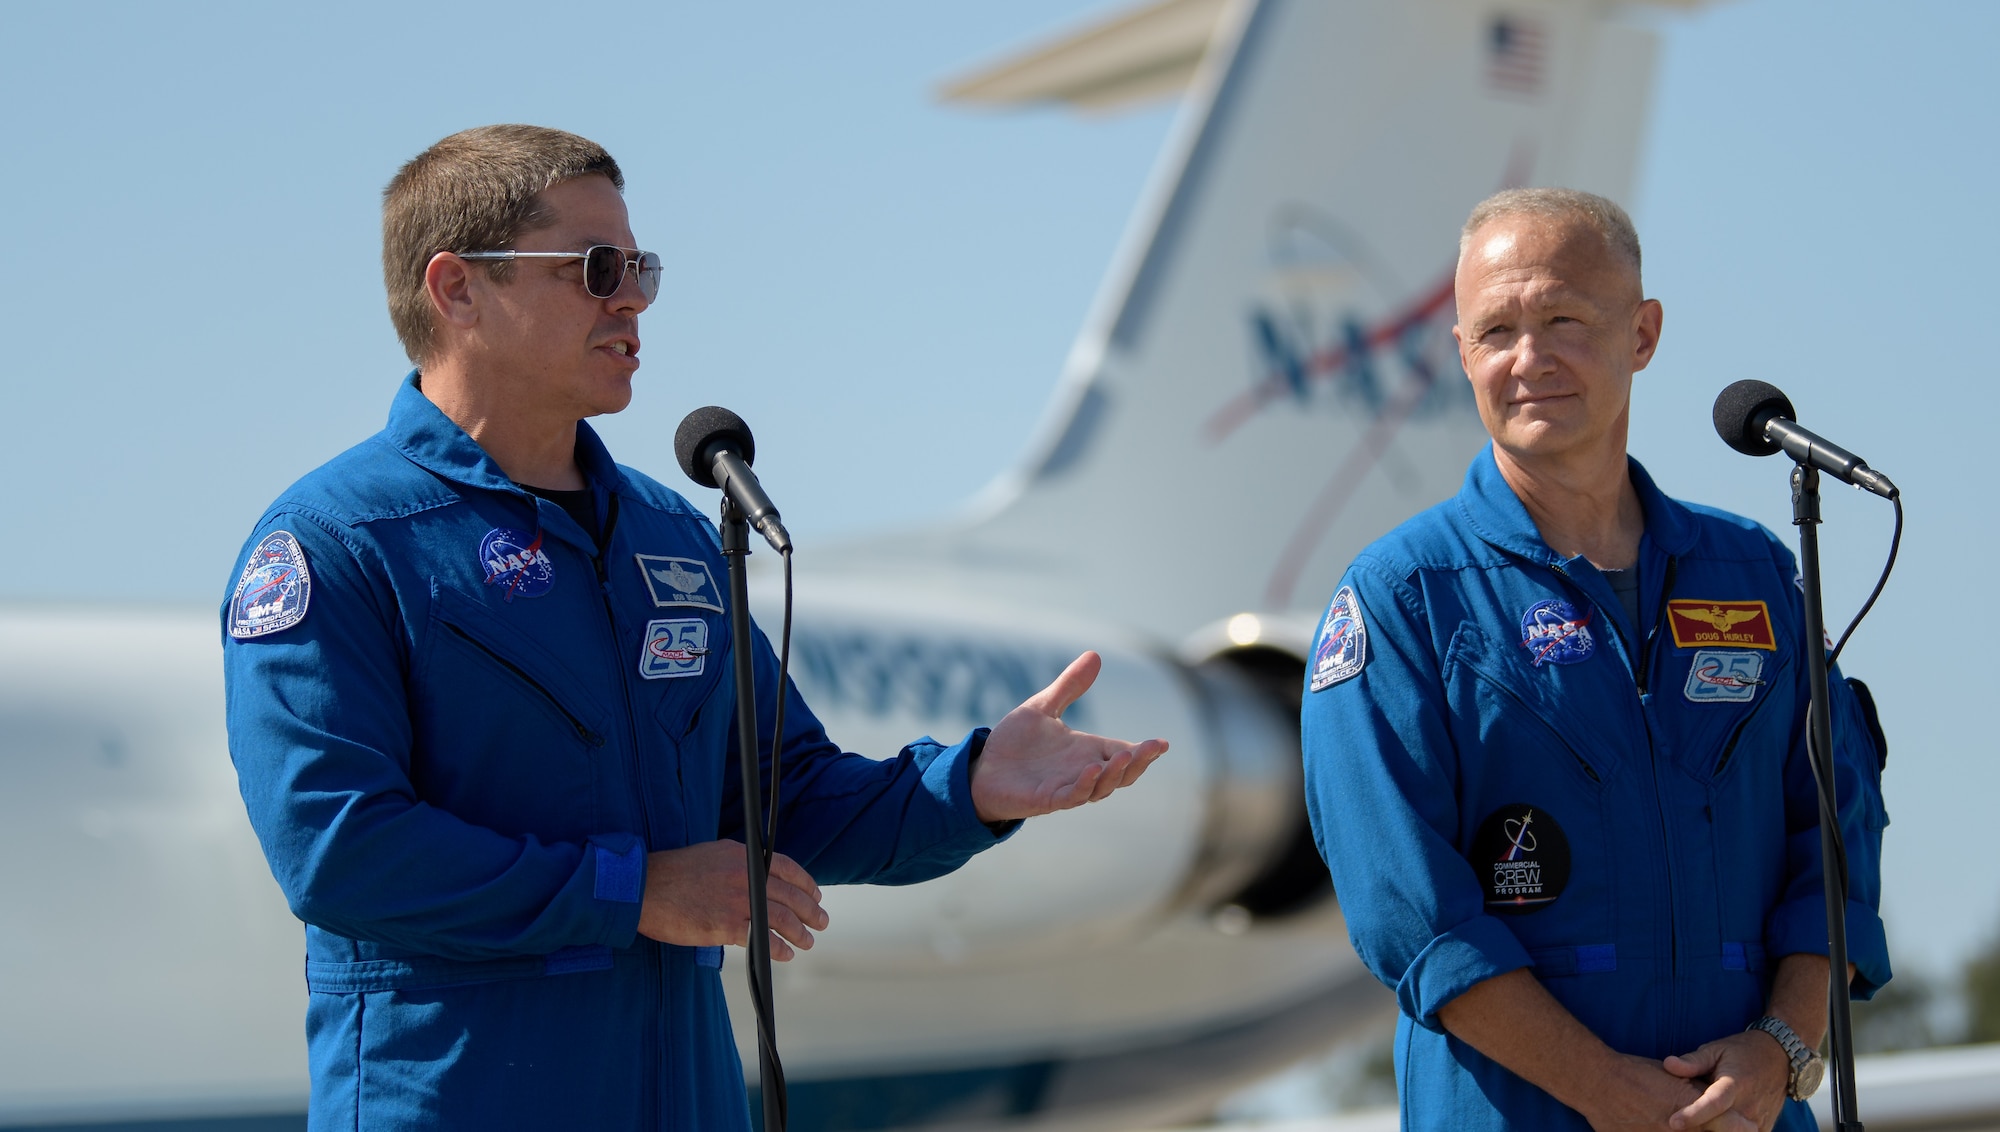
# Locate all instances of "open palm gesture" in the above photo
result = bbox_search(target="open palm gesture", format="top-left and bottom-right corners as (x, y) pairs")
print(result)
(970, 651), (1169, 824)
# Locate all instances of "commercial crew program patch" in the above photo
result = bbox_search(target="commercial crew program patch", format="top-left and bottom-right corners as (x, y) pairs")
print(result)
(639, 618), (709, 680)
(228, 530), (311, 639)
(1683, 649), (1765, 704)
(1667, 599), (1775, 651)
(634, 554), (722, 614)
(1309, 586), (1367, 692)
(479, 528), (555, 602)
(1472, 803), (1571, 914)
(1520, 598), (1595, 667)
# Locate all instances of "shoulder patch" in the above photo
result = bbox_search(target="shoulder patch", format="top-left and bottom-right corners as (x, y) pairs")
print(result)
(229, 530), (311, 639)
(1309, 586), (1367, 692)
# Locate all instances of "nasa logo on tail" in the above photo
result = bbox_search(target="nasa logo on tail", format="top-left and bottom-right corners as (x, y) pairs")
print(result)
(1208, 209), (1474, 446)
(635, 554), (722, 614)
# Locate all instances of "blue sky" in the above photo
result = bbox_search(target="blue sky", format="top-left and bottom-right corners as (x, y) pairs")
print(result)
(1, 1), (1995, 981)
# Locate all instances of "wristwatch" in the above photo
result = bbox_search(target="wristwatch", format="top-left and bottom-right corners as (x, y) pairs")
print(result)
(1748, 1015), (1825, 1100)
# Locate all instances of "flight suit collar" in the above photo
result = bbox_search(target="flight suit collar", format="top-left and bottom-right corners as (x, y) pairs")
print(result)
(1455, 442), (1698, 564)
(385, 370), (630, 551)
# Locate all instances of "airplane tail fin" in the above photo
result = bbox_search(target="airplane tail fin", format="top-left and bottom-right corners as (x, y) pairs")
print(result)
(850, 0), (1710, 647)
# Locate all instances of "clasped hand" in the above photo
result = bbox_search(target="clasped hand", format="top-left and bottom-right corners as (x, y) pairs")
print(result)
(1584, 1034), (1789, 1132)
(637, 650), (1168, 958)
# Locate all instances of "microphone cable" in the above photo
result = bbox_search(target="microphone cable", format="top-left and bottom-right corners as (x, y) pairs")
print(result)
(742, 546), (794, 1132)
(1827, 493), (1901, 669)
(1810, 490), (1903, 961)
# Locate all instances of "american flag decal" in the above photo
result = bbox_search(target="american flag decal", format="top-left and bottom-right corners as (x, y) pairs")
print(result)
(1487, 14), (1546, 96)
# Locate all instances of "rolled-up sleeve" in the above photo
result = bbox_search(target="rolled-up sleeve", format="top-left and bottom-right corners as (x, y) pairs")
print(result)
(1762, 660), (1892, 998)
(1301, 561), (1531, 1031)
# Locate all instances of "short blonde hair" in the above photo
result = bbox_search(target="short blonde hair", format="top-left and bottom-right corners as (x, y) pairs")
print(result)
(1460, 187), (1642, 279)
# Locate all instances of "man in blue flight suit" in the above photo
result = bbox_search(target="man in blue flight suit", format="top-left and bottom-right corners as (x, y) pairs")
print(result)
(1302, 189), (1888, 1131)
(221, 125), (1168, 1131)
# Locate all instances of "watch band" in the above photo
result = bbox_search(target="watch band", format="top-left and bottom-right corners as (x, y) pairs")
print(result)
(1748, 1014), (1825, 1100)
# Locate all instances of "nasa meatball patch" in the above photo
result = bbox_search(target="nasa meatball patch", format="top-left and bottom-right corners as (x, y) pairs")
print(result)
(479, 528), (555, 602)
(635, 554), (723, 614)
(1309, 586), (1367, 692)
(1520, 598), (1595, 667)
(228, 530), (311, 639)
(1472, 804), (1571, 914)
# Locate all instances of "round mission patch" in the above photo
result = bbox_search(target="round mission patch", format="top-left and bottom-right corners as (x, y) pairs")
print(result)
(1470, 803), (1571, 914)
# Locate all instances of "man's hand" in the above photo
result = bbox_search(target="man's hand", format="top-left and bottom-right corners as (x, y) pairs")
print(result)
(970, 651), (1169, 824)
(1439, 969), (1702, 1131)
(1577, 1055), (1711, 1131)
(636, 841), (829, 962)
(1663, 1031), (1789, 1132)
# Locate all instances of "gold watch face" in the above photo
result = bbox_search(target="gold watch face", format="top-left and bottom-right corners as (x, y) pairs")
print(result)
(1793, 1053), (1826, 1100)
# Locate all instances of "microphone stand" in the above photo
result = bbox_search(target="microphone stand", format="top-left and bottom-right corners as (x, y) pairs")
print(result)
(719, 493), (785, 1132)
(1791, 462), (1862, 1131)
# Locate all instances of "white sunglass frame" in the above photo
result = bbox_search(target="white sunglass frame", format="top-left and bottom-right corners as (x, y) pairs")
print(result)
(455, 245), (661, 299)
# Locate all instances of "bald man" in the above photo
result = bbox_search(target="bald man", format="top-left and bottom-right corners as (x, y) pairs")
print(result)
(1301, 189), (1890, 1131)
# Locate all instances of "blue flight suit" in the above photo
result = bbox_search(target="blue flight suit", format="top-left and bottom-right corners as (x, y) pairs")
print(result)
(1302, 446), (1889, 1131)
(221, 374), (1008, 1131)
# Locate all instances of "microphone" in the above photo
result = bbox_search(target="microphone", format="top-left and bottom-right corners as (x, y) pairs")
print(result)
(675, 406), (793, 553)
(1711, 380), (1898, 499)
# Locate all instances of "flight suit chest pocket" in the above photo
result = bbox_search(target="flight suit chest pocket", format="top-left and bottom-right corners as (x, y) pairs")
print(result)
(1667, 646), (1792, 785)
(647, 624), (731, 842)
(1442, 621), (1617, 792)
(415, 582), (611, 840)
(1441, 622), (1620, 957)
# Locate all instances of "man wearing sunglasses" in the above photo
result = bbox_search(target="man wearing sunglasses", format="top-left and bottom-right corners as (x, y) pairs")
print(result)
(219, 124), (1167, 1131)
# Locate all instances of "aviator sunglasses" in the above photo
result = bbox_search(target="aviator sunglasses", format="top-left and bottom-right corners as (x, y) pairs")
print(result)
(456, 245), (662, 301)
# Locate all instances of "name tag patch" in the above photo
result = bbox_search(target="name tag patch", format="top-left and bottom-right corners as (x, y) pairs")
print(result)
(1520, 598), (1595, 667)
(1684, 649), (1765, 704)
(228, 530), (311, 639)
(635, 554), (723, 614)
(1309, 586), (1367, 691)
(1668, 599), (1775, 650)
(639, 618), (710, 680)
(1472, 803), (1571, 914)
(480, 528), (555, 601)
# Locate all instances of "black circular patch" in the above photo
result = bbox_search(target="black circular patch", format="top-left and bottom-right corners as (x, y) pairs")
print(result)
(1470, 804), (1571, 915)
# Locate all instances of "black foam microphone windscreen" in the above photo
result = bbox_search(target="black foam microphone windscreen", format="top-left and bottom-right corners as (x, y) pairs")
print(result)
(675, 406), (756, 489)
(1712, 380), (1797, 458)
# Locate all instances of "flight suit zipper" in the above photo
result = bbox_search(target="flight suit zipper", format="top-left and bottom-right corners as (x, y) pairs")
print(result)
(1711, 657), (1782, 778)
(1632, 560), (1680, 1032)
(1634, 559), (1678, 695)
(587, 494), (667, 1124)
(1558, 554), (1685, 1022)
